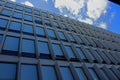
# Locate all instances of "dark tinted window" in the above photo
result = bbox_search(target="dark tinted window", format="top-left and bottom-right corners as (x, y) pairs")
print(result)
(20, 64), (38, 80)
(24, 7), (32, 13)
(0, 18), (8, 29)
(52, 43), (64, 56)
(88, 68), (99, 80)
(64, 45), (75, 58)
(76, 47), (86, 60)
(1, 9), (12, 17)
(44, 19), (51, 26)
(3, 36), (19, 51)
(38, 41), (50, 54)
(0, 35), (3, 44)
(58, 31), (66, 41)
(67, 33), (75, 42)
(9, 21), (21, 32)
(75, 68), (87, 80)
(53, 22), (59, 28)
(85, 49), (95, 61)
(34, 10), (40, 15)
(16, 5), (24, 11)
(60, 67), (74, 80)
(23, 24), (33, 35)
(47, 29), (56, 39)
(5, 3), (14, 8)
(22, 39), (35, 54)
(24, 14), (32, 22)
(34, 17), (42, 24)
(0, 63), (16, 80)
(13, 12), (22, 19)
(41, 66), (57, 80)
(42, 12), (47, 17)
(0, 1), (4, 5)
(36, 26), (45, 37)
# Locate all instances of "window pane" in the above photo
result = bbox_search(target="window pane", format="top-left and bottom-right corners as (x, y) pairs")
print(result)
(0, 35), (3, 44)
(22, 39), (35, 53)
(0, 1), (4, 5)
(41, 66), (57, 80)
(0, 63), (16, 80)
(9, 21), (21, 31)
(16, 5), (23, 11)
(34, 10), (40, 15)
(75, 68), (87, 80)
(24, 7), (32, 13)
(64, 46), (75, 58)
(34, 17), (42, 24)
(76, 47), (86, 60)
(60, 67), (74, 80)
(67, 33), (75, 42)
(5, 3), (14, 8)
(88, 68), (99, 80)
(38, 41), (50, 54)
(3, 36), (19, 51)
(52, 43), (63, 56)
(1, 9), (12, 17)
(100, 68), (109, 80)
(20, 64), (38, 80)
(23, 24), (33, 35)
(85, 49), (95, 60)
(42, 12), (47, 17)
(13, 12), (22, 19)
(0, 18), (8, 29)
(44, 19), (51, 26)
(47, 29), (56, 39)
(58, 31), (66, 40)
(53, 22), (59, 28)
(36, 26), (45, 37)
(24, 14), (32, 22)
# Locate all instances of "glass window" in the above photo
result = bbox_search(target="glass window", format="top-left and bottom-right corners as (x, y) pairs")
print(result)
(58, 31), (66, 41)
(36, 26), (45, 37)
(75, 68), (87, 80)
(34, 17), (42, 24)
(60, 67), (74, 80)
(44, 19), (51, 26)
(24, 14), (32, 22)
(64, 45), (75, 58)
(0, 35), (3, 44)
(38, 41), (50, 54)
(67, 33), (75, 42)
(5, 3), (14, 8)
(100, 68), (109, 80)
(53, 22), (59, 28)
(23, 24), (33, 35)
(13, 12), (22, 20)
(41, 66), (57, 80)
(1, 9), (12, 17)
(22, 39), (35, 54)
(3, 36), (19, 52)
(76, 47), (86, 60)
(42, 12), (47, 17)
(61, 24), (68, 30)
(0, 18), (8, 29)
(47, 29), (56, 39)
(52, 43), (64, 56)
(50, 15), (54, 19)
(24, 7), (32, 13)
(34, 10), (40, 15)
(0, 1), (4, 5)
(85, 49), (95, 61)
(0, 63), (16, 80)
(88, 68), (99, 80)
(16, 5), (24, 11)
(9, 21), (21, 32)
(20, 64), (38, 80)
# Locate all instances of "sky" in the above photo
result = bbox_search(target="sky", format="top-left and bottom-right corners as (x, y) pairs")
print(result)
(9, 0), (120, 34)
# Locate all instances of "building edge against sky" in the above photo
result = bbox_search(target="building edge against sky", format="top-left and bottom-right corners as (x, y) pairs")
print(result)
(0, 0), (120, 80)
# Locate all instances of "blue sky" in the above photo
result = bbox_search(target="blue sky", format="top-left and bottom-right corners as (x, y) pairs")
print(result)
(10, 0), (120, 34)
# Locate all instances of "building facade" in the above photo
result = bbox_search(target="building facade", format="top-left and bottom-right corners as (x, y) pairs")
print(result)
(0, 0), (120, 80)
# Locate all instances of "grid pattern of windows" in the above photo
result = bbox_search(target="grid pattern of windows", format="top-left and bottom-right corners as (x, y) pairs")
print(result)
(0, 1), (120, 80)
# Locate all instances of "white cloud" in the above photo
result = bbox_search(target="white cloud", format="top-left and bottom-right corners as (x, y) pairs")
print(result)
(53, 0), (109, 28)
(22, 1), (34, 7)
(44, 0), (48, 2)
(99, 22), (107, 29)
(10, 0), (16, 2)
(87, 0), (108, 20)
